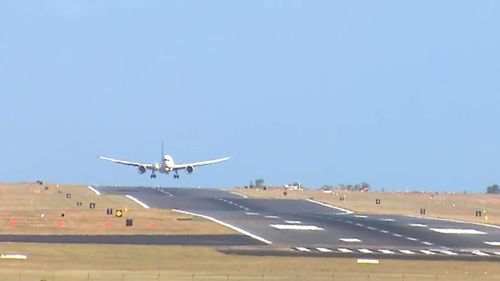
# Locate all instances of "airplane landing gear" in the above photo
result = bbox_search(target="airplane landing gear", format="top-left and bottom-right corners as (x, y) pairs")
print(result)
(174, 174), (179, 179)
(150, 174), (157, 179)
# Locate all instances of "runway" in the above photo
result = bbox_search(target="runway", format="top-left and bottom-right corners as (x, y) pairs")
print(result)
(97, 186), (500, 260)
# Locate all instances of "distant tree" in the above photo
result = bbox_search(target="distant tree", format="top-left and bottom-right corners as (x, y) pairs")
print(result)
(255, 178), (265, 188)
(249, 181), (254, 189)
(486, 184), (500, 194)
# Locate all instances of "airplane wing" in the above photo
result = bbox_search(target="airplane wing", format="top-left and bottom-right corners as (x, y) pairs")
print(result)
(173, 157), (230, 170)
(99, 156), (154, 170)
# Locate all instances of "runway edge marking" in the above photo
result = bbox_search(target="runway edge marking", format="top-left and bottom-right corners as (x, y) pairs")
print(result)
(172, 209), (272, 245)
(125, 195), (150, 209)
(88, 186), (101, 196)
(405, 215), (500, 230)
(305, 199), (354, 214)
(229, 191), (248, 199)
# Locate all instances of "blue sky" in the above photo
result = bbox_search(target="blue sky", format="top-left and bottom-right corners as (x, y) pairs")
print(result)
(0, 1), (499, 191)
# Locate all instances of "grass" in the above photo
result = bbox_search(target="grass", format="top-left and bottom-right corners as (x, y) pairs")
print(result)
(0, 243), (499, 280)
(0, 183), (234, 235)
(235, 188), (500, 224)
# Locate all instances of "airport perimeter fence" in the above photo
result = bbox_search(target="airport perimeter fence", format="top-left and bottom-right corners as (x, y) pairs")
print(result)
(5, 272), (500, 281)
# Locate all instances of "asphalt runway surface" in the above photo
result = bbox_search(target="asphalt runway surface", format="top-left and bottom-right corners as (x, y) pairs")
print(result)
(96, 186), (500, 260)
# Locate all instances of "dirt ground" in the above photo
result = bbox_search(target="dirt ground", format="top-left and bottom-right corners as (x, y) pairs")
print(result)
(235, 188), (500, 224)
(0, 183), (234, 235)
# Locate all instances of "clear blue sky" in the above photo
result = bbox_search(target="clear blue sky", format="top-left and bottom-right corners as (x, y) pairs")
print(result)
(1, 1), (499, 191)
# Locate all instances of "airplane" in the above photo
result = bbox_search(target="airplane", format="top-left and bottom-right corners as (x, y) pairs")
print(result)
(99, 144), (230, 179)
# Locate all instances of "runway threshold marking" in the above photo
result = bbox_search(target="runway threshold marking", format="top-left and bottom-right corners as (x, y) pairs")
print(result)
(125, 195), (150, 209)
(172, 209), (272, 244)
(305, 199), (354, 214)
(88, 186), (101, 196)
(430, 228), (487, 235)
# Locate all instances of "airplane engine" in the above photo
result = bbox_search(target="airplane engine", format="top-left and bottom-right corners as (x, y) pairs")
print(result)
(137, 165), (147, 174)
(186, 165), (194, 174)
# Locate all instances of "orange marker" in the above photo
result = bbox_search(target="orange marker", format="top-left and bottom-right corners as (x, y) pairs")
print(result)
(103, 222), (111, 229)
(10, 219), (17, 227)
(57, 220), (65, 228)
(149, 223), (158, 229)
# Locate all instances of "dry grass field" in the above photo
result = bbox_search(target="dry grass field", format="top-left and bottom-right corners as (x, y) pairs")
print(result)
(0, 243), (498, 281)
(0, 183), (233, 235)
(235, 188), (500, 224)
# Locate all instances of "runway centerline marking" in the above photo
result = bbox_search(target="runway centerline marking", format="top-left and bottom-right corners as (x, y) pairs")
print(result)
(380, 218), (395, 222)
(409, 223), (427, 227)
(125, 195), (150, 209)
(379, 249), (394, 254)
(339, 238), (362, 243)
(380, 230), (389, 234)
(406, 237), (419, 241)
(285, 220), (302, 224)
(399, 250), (415, 255)
(245, 212), (259, 216)
(420, 250), (435, 255)
(270, 224), (324, 231)
(338, 248), (353, 253)
(354, 215), (368, 218)
(264, 215), (280, 219)
(439, 250), (458, 256)
(421, 241), (434, 246)
(392, 233), (403, 237)
(295, 247), (310, 252)
(430, 228), (487, 235)
(316, 247), (332, 253)
(172, 209), (272, 245)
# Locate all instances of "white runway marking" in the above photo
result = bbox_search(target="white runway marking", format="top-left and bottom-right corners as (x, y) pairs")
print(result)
(345, 220), (353, 224)
(316, 247), (332, 253)
(264, 215), (280, 219)
(88, 186), (101, 196)
(380, 218), (395, 222)
(338, 248), (353, 253)
(357, 259), (379, 264)
(471, 250), (489, 257)
(485, 242), (500, 246)
(354, 215), (368, 218)
(295, 247), (311, 252)
(305, 199), (354, 214)
(270, 224), (324, 231)
(409, 223), (427, 227)
(406, 215), (500, 230)
(399, 250), (415, 255)
(339, 238), (361, 243)
(421, 241), (434, 246)
(358, 249), (373, 254)
(125, 195), (150, 209)
(355, 223), (364, 227)
(430, 228), (487, 235)
(420, 250), (435, 255)
(439, 250), (458, 256)
(380, 230), (389, 234)
(494, 252), (500, 256)
(406, 237), (419, 241)
(172, 209), (272, 244)
(245, 212), (259, 216)
(367, 226), (377, 231)
(230, 191), (248, 198)
(392, 233), (403, 237)
(379, 249), (395, 254)
(285, 220), (302, 224)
